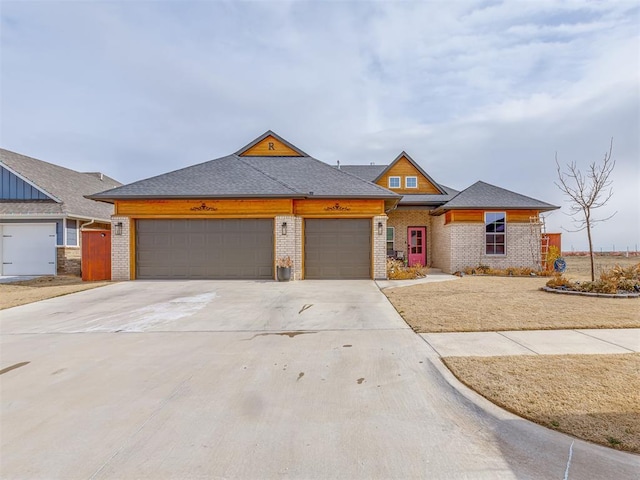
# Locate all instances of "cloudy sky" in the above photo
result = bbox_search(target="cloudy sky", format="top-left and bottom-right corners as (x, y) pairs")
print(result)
(2, 0), (638, 251)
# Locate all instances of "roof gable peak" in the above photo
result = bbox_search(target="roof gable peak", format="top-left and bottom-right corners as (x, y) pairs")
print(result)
(374, 151), (446, 195)
(236, 130), (308, 157)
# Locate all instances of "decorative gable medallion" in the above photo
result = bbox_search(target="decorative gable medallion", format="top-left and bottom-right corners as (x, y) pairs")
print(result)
(190, 202), (217, 211)
(323, 202), (351, 212)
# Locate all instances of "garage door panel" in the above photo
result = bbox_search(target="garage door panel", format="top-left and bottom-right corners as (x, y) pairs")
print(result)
(136, 219), (273, 279)
(2, 224), (57, 275)
(305, 219), (371, 279)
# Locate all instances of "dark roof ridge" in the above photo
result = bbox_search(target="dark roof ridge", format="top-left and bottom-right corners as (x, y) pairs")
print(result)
(232, 154), (303, 195)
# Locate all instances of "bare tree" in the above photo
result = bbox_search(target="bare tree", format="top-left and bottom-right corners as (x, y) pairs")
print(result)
(555, 138), (616, 281)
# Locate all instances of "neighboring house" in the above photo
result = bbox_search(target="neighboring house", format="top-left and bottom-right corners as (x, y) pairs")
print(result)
(89, 131), (558, 281)
(0, 149), (121, 275)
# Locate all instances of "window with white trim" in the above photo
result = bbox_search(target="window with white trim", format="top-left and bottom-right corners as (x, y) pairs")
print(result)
(405, 176), (418, 188)
(388, 176), (401, 189)
(485, 212), (506, 255)
(386, 227), (395, 255)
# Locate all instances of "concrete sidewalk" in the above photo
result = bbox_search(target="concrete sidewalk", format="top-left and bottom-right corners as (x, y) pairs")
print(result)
(422, 328), (640, 357)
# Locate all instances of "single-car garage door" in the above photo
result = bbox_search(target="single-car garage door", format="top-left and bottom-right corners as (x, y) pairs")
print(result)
(304, 219), (371, 279)
(1, 224), (57, 275)
(136, 219), (273, 279)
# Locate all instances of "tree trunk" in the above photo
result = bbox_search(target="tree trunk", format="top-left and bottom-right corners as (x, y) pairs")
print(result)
(586, 212), (595, 281)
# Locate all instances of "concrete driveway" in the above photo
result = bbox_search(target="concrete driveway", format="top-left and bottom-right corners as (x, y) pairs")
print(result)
(1, 281), (638, 479)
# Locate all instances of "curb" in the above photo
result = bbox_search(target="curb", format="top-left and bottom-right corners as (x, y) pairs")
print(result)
(541, 286), (640, 299)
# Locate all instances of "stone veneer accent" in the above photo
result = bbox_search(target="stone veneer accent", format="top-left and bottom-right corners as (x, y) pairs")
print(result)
(387, 209), (432, 265)
(111, 216), (131, 281)
(56, 247), (81, 275)
(449, 222), (541, 273)
(373, 215), (388, 279)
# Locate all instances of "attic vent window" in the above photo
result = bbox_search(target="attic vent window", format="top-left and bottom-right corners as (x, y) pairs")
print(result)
(388, 176), (401, 189)
(405, 176), (418, 188)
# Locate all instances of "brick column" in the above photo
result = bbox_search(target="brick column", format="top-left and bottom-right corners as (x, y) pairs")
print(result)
(111, 216), (131, 281)
(373, 215), (388, 280)
(275, 215), (298, 280)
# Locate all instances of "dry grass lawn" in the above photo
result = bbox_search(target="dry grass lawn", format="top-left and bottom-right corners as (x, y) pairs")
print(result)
(561, 255), (639, 281)
(443, 354), (640, 453)
(386, 255), (640, 333)
(386, 276), (639, 332)
(0, 276), (110, 310)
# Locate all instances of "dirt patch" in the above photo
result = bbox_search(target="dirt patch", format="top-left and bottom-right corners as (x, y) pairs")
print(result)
(386, 275), (640, 332)
(0, 276), (111, 310)
(443, 354), (640, 453)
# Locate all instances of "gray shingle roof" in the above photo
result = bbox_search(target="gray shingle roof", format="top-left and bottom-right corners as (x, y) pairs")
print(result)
(90, 154), (400, 201)
(398, 185), (460, 205)
(437, 181), (559, 211)
(1, 149), (121, 220)
(338, 165), (387, 182)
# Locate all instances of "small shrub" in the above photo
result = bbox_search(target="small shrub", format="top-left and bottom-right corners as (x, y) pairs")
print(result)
(546, 245), (561, 270)
(545, 262), (640, 294)
(462, 265), (553, 277)
(387, 258), (428, 280)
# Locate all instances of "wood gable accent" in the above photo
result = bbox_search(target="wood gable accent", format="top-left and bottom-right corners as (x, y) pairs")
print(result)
(374, 152), (443, 195)
(237, 131), (305, 157)
(444, 209), (541, 224)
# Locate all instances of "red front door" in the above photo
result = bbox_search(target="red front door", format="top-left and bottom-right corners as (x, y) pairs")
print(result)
(407, 227), (426, 267)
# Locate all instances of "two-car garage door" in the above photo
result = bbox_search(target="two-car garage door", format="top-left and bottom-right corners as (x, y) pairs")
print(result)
(136, 219), (273, 279)
(135, 218), (372, 280)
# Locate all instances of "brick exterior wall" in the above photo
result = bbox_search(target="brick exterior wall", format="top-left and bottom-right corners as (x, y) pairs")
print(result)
(111, 216), (131, 281)
(430, 214), (451, 272)
(56, 247), (81, 275)
(373, 215), (388, 279)
(449, 222), (542, 273)
(387, 209), (432, 265)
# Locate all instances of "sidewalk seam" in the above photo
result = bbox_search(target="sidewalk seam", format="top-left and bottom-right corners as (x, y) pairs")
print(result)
(573, 329), (636, 353)
(496, 331), (540, 355)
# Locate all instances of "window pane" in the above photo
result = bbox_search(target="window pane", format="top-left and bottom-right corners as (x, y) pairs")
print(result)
(485, 212), (506, 255)
(389, 177), (400, 188)
(406, 177), (417, 188)
(66, 219), (78, 246)
(386, 227), (394, 241)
